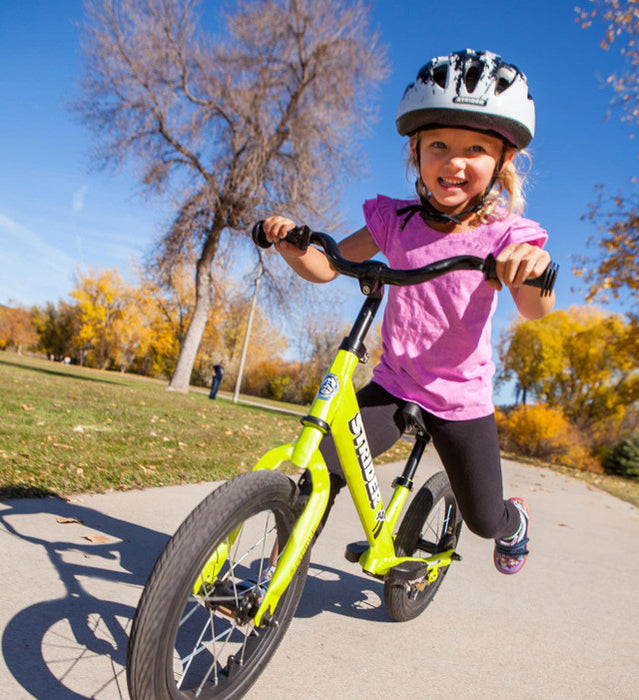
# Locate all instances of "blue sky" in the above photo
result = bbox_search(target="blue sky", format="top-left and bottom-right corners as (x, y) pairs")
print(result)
(1, 2), (635, 332)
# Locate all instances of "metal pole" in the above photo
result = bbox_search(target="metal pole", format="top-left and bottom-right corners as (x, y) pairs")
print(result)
(233, 254), (264, 403)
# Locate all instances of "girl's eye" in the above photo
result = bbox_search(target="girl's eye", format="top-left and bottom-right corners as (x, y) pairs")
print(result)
(469, 144), (486, 153)
(430, 141), (446, 149)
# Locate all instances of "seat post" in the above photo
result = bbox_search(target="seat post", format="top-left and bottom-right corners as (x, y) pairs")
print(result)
(393, 434), (430, 490)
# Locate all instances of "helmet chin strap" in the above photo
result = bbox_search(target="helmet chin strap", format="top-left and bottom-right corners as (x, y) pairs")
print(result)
(397, 143), (507, 230)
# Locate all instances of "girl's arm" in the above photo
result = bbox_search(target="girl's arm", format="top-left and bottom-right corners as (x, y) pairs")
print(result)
(262, 216), (379, 283)
(490, 242), (556, 319)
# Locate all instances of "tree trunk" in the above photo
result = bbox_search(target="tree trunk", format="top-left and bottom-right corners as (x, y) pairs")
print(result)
(167, 225), (222, 393)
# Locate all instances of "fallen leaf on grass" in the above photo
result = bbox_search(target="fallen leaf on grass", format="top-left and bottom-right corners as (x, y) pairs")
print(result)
(83, 534), (109, 544)
(22, 405), (35, 411)
(57, 517), (84, 525)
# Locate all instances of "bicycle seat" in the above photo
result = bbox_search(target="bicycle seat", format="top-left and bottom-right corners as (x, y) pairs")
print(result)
(400, 402), (428, 439)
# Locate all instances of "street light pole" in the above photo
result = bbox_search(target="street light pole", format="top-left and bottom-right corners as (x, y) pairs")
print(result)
(233, 253), (264, 403)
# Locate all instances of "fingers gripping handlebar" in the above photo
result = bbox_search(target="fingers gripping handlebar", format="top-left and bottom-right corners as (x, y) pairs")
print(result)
(251, 221), (313, 250)
(252, 221), (313, 251)
(251, 221), (558, 297)
(482, 253), (558, 297)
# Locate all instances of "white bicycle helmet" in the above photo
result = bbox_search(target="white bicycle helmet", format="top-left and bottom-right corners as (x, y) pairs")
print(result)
(396, 49), (535, 149)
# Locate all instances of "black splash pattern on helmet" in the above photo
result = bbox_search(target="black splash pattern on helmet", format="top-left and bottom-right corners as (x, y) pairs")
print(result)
(398, 49), (534, 146)
(417, 50), (524, 102)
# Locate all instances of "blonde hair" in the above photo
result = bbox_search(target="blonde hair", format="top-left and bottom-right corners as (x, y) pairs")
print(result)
(408, 133), (531, 225)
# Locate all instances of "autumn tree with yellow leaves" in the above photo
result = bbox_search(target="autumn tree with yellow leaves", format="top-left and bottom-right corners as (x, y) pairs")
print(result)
(0, 305), (37, 353)
(37, 262), (288, 393)
(498, 306), (638, 452)
(70, 269), (144, 369)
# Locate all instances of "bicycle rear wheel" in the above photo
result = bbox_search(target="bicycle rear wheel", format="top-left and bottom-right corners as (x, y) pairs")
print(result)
(384, 471), (462, 622)
(127, 470), (309, 700)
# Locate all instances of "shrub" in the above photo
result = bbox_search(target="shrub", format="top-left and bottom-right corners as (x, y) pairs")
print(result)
(603, 436), (639, 480)
(263, 374), (291, 401)
(496, 404), (599, 472)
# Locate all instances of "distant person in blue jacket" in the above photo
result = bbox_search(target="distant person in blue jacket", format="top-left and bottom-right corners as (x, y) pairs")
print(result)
(209, 361), (225, 400)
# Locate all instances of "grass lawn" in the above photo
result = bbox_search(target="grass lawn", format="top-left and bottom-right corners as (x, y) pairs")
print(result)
(1, 352), (636, 506)
(0, 352), (410, 498)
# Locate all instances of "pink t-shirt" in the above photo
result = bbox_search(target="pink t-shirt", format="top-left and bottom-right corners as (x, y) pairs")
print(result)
(363, 195), (548, 420)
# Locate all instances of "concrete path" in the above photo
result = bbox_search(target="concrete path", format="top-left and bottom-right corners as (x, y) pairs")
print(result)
(1, 453), (638, 699)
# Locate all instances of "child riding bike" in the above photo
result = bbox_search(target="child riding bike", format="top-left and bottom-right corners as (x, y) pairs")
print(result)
(262, 49), (555, 576)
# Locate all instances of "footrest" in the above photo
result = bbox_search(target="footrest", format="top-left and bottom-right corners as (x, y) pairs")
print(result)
(344, 541), (369, 563)
(387, 560), (429, 582)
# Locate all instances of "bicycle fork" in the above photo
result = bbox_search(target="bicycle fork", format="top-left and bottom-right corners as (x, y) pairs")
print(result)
(249, 346), (371, 625)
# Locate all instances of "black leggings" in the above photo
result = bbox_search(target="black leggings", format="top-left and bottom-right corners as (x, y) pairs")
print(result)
(319, 382), (520, 541)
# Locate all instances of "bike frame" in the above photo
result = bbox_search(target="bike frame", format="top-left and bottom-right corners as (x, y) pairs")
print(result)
(251, 292), (455, 627)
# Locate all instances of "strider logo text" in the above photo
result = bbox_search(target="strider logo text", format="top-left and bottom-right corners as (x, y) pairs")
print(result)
(348, 413), (381, 509)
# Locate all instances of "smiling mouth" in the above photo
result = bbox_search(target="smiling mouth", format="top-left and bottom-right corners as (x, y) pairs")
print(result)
(439, 177), (467, 187)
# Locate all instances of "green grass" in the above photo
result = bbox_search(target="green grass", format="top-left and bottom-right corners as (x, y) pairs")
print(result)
(2, 352), (636, 507)
(0, 352), (410, 498)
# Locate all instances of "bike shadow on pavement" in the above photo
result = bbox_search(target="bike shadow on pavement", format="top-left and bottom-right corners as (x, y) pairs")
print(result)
(1, 495), (171, 699)
(296, 560), (392, 623)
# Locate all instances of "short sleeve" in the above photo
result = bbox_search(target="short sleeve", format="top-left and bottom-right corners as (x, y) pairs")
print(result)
(494, 214), (548, 253)
(363, 196), (400, 254)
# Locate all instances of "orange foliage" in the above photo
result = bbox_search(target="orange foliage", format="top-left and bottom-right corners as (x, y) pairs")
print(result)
(0, 305), (37, 352)
(496, 405), (600, 472)
(240, 359), (298, 402)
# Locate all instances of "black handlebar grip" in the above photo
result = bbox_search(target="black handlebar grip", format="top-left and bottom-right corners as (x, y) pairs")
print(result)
(251, 221), (273, 249)
(251, 221), (313, 251)
(483, 254), (558, 297)
(527, 261), (559, 297)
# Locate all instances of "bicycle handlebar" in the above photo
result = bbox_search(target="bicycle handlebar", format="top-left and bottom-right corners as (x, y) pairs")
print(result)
(251, 221), (558, 297)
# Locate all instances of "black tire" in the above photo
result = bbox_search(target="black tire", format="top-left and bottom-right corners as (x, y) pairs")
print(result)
(384, 471), (462, 622)
(127, 470), (309, 700)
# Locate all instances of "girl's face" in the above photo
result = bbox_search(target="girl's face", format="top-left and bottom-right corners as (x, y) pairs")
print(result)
(413, 127), (513, 217)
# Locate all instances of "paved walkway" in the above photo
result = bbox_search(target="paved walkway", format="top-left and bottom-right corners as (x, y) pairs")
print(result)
(1, 453), (638, 699)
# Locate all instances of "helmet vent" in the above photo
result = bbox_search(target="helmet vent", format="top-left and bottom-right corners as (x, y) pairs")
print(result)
(464, 62), (482, 93)
(494, 65), (516, 95)
(432, 64), (448, 88)
(495, 77), (510, 94)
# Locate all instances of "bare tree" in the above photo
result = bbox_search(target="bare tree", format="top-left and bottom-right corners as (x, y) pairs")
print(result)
(575, 1), (639, 312)
(75, 0), (388, 392)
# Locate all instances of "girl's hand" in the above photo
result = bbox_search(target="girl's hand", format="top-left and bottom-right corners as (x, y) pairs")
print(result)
(490, 242), (555, 319)
(262, 216), (297, 245)
(488, 242), (551, 291)
(262, 215), (336, 281)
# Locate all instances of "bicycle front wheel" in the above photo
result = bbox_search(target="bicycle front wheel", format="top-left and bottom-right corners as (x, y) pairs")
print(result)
(127, 470), (309, 700)
(384, 470), (462, 622)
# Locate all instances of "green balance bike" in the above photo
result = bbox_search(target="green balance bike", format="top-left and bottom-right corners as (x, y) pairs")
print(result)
(127, 222), (557, 699)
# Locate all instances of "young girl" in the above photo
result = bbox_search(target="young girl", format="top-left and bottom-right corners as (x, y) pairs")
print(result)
(262, 49), (555, 575)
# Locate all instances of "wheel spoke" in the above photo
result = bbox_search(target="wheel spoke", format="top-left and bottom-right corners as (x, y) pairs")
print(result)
(175, 610), (214, 689)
